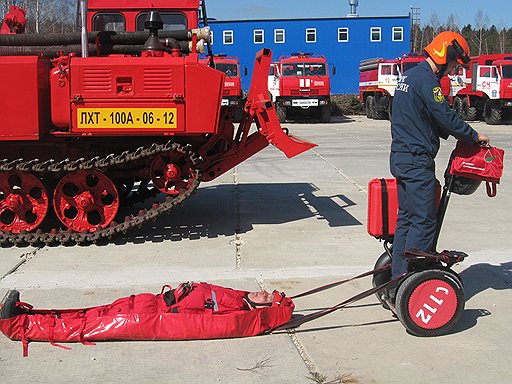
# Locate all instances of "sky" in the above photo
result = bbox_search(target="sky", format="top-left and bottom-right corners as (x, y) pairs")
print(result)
(205, 0), (512, 29)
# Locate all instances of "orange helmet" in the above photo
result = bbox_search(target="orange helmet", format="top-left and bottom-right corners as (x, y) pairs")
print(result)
(424, 31), (470, 67)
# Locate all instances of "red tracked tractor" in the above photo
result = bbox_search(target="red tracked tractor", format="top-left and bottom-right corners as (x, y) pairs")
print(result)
(0, 0), (316, 246)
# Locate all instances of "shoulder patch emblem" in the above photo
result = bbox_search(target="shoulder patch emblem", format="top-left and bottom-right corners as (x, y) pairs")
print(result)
(433, 86), (444, 103)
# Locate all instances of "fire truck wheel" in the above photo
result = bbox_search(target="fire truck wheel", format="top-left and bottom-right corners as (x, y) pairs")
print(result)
(276, 104), (287, 123)
(387, 101), (393, 120)
(319, 105), (331, 123)
(395, 269), (465, 337)
(453, 96), (462, 117)
(233, 106), (244, 123)
(483, 99), (502, 125)
(372, 252), (392, 310)
(365, 96), (374, 119)
(461, 97), (478, 121)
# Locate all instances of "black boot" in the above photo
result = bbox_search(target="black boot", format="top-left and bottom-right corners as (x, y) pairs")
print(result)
(0, 290), (23, 320)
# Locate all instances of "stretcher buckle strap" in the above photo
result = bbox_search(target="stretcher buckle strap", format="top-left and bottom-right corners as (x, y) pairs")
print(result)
(48, 314), (72, 351)
(78, 313), (95, 346)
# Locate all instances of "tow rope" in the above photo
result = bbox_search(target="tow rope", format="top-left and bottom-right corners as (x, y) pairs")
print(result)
(273, 265), (408, 331)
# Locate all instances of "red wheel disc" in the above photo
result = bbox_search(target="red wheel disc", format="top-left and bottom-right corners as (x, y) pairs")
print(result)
(53, 170), (119, 233)
(150, 152), (193, 195)
(408, 279), (458, 330)
(0, 171), (48, 233)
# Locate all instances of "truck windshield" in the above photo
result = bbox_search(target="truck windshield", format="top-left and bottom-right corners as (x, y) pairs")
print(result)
(402, 62), (420, 72)
(281, 62), (326, 76)
(215, 63), (238, 77)
(501, 65), (512, 79)
(136, 12), (188, 31)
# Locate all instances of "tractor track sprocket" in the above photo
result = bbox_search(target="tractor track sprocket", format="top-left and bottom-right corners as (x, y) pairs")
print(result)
(0, 141), (203, 246)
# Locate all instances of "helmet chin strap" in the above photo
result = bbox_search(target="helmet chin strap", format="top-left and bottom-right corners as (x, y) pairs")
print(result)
(437, 64), (448, 79)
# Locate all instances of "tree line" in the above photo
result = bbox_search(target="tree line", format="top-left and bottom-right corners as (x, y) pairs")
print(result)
(412, 9), (512, 55)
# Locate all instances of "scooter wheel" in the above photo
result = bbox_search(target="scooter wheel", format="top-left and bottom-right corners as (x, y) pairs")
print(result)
(395, 269), (464, 337)
(372, 252), (392, 310)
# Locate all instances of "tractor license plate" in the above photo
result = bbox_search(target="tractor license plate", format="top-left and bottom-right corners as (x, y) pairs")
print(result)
(77, 108), (177, 129)
(292, 99), (318, 107)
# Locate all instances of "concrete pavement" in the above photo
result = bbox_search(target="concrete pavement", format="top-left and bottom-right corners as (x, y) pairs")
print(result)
(0, 116), (510, 383)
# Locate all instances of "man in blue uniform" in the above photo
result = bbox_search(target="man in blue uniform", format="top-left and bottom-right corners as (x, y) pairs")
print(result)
(389, 32), (490, 288)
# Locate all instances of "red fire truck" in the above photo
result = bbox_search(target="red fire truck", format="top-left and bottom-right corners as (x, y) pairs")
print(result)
(359, 56), (424, 120)
(268, 53), (334, 123)
(359, 55), (452, 120)
(201, 54), (246, 121)
(449, 54), (512, 125)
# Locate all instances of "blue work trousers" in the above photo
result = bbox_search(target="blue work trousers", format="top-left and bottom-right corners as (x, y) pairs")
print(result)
(390, 152), (437, 278)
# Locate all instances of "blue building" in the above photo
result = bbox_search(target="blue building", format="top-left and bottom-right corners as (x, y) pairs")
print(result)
(208, 15), (411, 94)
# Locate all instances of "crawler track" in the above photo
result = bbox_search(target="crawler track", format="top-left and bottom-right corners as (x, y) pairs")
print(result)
(0, 141), (203, 246)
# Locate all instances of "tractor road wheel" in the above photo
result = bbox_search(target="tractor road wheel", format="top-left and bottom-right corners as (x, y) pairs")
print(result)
(484, 99), (502, 125)
(372, 252), (392, 310)
(365, 96), (374, 119)
(395, 269), (464, 337)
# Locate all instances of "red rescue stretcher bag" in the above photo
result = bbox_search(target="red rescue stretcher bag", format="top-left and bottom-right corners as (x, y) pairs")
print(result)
(449, 140), (504, 197)
(367, 178), (441, 240)
(0, 283), (294, 356)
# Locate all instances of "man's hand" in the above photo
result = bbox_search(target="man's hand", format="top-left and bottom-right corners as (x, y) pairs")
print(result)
(477, 133), (490, 145)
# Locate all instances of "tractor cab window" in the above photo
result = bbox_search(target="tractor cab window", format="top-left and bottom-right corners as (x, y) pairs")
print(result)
(501, 65), (512, 79)
(215, 63), (238, 77)
(136, 13), (187, 31)
(92, 13), (126, 31)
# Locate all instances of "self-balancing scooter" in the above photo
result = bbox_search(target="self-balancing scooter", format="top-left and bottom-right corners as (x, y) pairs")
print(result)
(367, 156), (482, 336)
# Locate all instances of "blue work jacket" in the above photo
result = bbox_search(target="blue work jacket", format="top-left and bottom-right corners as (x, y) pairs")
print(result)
(391, 60), (478, 158)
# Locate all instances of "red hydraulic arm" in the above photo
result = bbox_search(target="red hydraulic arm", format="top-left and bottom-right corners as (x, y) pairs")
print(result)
(201, 48), (317, 181)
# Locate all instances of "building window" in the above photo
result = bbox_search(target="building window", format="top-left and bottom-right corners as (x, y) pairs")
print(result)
(370, 27), (381, 42)
(392, 27), (403, 41)
(338, 27), (349, 42)
(223, 30), (233, 44)
(274, 29), (285, 43)
(306, 28), (316, 43)
(254, 29), (264, 44)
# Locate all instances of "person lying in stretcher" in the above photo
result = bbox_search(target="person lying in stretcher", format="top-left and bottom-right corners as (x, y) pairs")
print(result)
(0, 282), (287, 319)
(0, 282), (294, 355)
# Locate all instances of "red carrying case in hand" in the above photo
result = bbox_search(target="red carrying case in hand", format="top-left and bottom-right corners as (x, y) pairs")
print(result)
(449, 141), (505, 197)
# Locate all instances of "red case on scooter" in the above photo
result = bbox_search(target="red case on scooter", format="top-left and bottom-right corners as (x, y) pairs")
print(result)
(367, 178), (441, 240)
(367, 178), (398, 240)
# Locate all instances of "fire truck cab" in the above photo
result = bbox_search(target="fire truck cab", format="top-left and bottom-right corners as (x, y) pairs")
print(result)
(201, 54), (246, 121)
(268, 53), (334, 123)
(450, 54), (512, 124)
(359, 55), (424, 120)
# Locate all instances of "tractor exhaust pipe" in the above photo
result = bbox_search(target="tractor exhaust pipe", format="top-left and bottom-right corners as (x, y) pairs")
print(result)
(80, 0), (88, 57)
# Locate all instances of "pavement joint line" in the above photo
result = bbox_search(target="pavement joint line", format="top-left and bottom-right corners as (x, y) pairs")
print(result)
(1, 247), (41, 280)
(233, 166), (242, 270)
(288, 330), (322, 378)
(256, 279), (322, 379)
(312, 148), (367, 193)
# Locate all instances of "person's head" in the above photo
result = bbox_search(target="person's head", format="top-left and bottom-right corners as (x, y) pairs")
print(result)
(424, 31), (470, 78)
(245, 290), (285, 309)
